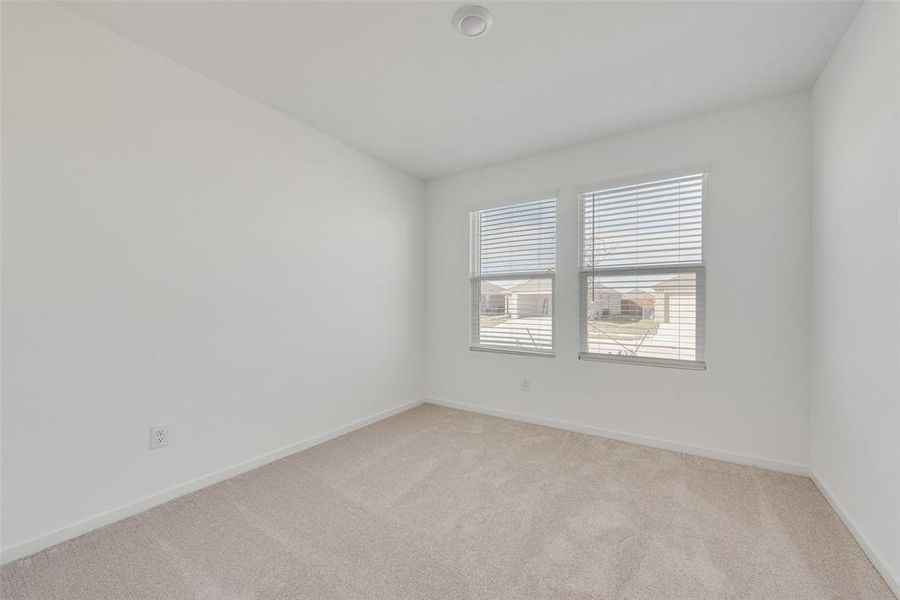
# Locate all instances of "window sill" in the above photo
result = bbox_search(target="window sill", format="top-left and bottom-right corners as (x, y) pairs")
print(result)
(470, 346), (556, 358)
(578, 352), (705, 370)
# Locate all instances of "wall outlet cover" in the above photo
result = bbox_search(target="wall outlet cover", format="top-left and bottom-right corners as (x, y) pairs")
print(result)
(150, 425), (169, 450)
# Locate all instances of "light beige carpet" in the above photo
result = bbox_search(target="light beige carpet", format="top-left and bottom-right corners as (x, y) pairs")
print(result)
(1, 403), (894, 599)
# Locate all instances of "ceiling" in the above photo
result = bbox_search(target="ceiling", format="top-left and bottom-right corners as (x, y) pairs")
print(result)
(67, 1), (859, 180)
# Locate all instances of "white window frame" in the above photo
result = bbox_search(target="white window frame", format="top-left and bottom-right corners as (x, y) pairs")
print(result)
(469, 195), (558, 357)
(577, 169), (707, 370)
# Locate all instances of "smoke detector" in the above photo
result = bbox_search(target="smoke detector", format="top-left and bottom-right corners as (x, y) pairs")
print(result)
(452, 6), (492, 38)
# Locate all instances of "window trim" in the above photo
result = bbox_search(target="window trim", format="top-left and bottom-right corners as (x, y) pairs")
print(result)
(469, 196), (558, 357)
(577, 169), (708, 369)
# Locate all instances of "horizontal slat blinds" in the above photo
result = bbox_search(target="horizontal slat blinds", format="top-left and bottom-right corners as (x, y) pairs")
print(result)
(477, 199), (556, 275)
(471, 198), (556, 354)
(582, 173), (703, 269)
(580, 173), (706, 368)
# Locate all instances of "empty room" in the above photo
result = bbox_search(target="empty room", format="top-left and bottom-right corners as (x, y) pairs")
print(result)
(1, 1), (898, 598)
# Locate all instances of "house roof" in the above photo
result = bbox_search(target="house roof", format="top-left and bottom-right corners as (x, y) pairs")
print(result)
(480, 281), (508, 295)
(623, 297), (655, 308)
(587, 282), (621, 295)
(624, 288), (653, 296)
(653, 273), (695, 291)
(509, 279), (552, 294)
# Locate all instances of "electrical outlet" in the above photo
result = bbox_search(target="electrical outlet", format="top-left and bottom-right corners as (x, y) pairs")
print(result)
(520, 378), (532, 392)
(149, 425), (169, 450)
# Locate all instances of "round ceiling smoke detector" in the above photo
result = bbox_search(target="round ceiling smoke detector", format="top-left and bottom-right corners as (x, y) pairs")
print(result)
(452, 5), (492, 38)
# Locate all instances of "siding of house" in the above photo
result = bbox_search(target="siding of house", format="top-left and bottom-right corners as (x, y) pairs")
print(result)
(515, 293), (551, 318)
(588, 292), (622, 318)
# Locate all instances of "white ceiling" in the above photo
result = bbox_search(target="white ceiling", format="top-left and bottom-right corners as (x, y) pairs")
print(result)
(67, 1), (859, 179)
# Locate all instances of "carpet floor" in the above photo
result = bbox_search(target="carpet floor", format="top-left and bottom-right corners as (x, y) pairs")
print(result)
(1, 403), (894, 599)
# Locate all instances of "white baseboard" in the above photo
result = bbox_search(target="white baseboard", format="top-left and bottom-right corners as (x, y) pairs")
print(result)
(424, 397), (810, 476)
(811, 473), (900, 599)
(0, 399), (424, 565)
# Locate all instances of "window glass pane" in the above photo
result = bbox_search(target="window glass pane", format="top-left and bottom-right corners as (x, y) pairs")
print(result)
(584, 271), (698, 361)
(478, 278), (552, 352)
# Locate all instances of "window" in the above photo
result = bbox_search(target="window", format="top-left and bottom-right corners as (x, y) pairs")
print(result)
(579, 172), (706, 369)
(470, 197), (556, 355)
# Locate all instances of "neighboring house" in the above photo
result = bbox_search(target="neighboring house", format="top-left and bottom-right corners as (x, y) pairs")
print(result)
(583, 275), (696, 324)
(480, 279), (552, 318)
(653, 273), (696, 325)
(490, 278), (673, 322)
(587, 283), (622, 319)
(508, 279), (551, 318)
(480, 281), (508, 315)
(622, 289), (656, 320)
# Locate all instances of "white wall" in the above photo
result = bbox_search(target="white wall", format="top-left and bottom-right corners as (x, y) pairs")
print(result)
(1, 3), (424, 559)
(810, 1), (900, 592)
(426, 93), (812, 470)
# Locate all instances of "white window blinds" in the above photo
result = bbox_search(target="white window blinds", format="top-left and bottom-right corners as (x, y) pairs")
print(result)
(579, 173), (706, 368)
(470, 198), (556, 355)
